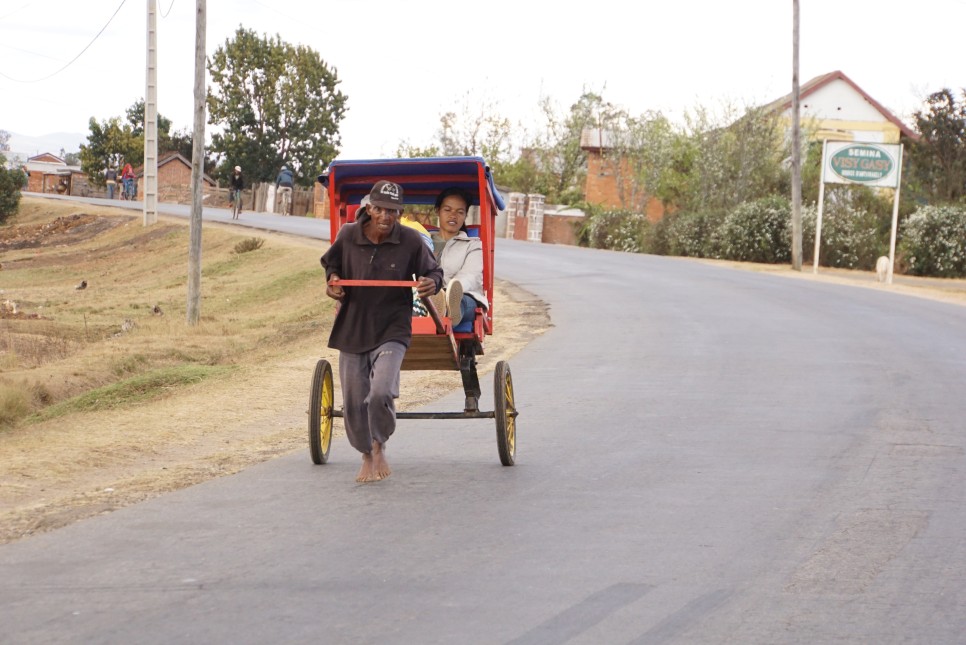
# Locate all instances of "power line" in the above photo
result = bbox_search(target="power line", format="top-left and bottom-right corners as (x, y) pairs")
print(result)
(0, 1), (34, 22)
(160, 0), (175, 19)
(0, 0), (128, 84)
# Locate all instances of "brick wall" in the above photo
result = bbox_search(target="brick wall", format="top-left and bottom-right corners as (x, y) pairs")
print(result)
(541, 214), (581, 245)
(584, 151), (666, 222)
(26, 172), (43, 193)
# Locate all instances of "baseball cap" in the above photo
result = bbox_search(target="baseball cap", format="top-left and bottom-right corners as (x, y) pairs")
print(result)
(234, 166), (241, 172)
(368, 180), (404, 211)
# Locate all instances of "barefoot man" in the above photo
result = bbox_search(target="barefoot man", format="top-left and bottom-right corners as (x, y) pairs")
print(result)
(320, 180), (442, 482)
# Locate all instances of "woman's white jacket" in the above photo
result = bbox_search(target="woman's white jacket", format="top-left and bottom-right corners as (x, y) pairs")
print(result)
(436, 232), (487, 309)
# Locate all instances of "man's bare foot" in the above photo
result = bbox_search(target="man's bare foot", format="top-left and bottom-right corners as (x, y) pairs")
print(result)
(356, 452), (376, 483)
(371, 441), (391, 481)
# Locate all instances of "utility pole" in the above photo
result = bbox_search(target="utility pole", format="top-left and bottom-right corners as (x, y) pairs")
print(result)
(143, 0), (158, 225)
(790, 0), (803, 270)
(186, 0), (206, 325)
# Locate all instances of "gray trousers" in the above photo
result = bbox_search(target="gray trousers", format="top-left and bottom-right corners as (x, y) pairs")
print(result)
(338, 341), (406, 454)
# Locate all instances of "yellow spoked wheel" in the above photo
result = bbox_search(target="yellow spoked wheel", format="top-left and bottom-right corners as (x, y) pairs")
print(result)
(494, 360), (516, 466)
(309, 359), (334, 464)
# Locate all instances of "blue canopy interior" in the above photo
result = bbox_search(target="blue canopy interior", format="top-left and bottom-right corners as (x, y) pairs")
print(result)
(318, 156), (506, 211)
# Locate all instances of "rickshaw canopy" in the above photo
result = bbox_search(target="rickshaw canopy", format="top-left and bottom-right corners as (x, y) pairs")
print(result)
(318, 156), (505, 210)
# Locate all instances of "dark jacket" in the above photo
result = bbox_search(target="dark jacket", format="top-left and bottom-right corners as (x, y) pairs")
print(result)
(230, 172), (244, 190)
(320, 209), (443, 353)
(275, 168), (294, 187)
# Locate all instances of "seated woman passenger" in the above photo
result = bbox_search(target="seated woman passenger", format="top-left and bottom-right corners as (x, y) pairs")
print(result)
(430, 187), (487, 327)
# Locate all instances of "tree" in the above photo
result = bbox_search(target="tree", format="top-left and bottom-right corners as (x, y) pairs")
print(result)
(59, 148), (81, 166)
(515, 93), (600, 204)
(126, 98), (175, 156)
(0, 151), (25, 224)
(207, 27), (347, 185)
(397, 89), (522, 190)
(906, 88), (966, 204)
(672, 103), (789, 215)
(78, 116), (141, 186)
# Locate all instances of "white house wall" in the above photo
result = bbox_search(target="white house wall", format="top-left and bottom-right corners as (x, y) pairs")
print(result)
(780, 78), (898, 143)
(803, 79), (886, 122)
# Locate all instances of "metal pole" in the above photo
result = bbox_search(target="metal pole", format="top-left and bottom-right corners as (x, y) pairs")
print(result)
(813, 139), (828, 274)
(186, 0), (206, 325)
(886, 144), (904, 285)
(790, 0), (802, 270)
(143, 0), (158, 225)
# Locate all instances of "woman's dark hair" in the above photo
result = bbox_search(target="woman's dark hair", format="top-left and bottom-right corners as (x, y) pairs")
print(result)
(434, 186), (472, 211)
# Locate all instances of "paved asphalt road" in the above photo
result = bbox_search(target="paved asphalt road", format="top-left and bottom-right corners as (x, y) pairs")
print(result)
(3, 196), (966, 643)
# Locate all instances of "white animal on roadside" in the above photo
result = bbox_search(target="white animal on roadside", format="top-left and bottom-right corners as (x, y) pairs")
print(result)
(875, 256), (890, 282)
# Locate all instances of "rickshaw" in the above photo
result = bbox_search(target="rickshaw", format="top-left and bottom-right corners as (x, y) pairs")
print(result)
(309, 156), (517, 467)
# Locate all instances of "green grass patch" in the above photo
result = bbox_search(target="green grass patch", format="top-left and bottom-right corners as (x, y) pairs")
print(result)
(232, 268), (321, 307)
(27, 364), (235, 422)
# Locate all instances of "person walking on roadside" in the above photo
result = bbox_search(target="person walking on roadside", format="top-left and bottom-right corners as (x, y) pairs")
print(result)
(320, 180), (443, 483)
(105, 166), (118, 200)
(229, 165), (244, 218)
(275, 164), (294, 215)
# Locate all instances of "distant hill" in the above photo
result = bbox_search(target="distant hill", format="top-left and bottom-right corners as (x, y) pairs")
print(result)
(5, 131), (87, 160)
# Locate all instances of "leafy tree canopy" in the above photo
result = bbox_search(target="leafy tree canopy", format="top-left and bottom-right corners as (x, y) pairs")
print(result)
(78, 99), (186, 184)
(0, 150), (25, 223)
(78, 116), (141, 185)
(906, 88), (966, 205)
(207, 27), (347, 186)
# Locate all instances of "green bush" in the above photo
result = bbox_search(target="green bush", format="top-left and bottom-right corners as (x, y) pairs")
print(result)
(899, 204), (966, 277)
(233, 237), (265, 254)
(576, 208), (648, 253)
(709, 195), (791, 263)
(0, 159), (24, 224)
(801, 201), (886, 270)
(663, 211), (720, 258)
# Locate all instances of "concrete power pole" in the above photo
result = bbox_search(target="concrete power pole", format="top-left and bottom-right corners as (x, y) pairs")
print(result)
(790, 0), (803, 270)
(186, 0), (206, 325)
(143, 0), (158, 226)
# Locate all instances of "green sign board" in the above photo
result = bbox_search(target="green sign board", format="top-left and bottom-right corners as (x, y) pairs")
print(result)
(825, 143), (898, 186)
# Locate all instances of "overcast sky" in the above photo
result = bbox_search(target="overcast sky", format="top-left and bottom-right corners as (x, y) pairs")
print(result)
(2, 0), (965, 160)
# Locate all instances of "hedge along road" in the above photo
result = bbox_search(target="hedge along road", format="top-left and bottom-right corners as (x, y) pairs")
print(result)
(3, 195), (966, 643)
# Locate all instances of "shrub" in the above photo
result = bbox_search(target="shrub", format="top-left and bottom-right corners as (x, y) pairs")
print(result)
(0, 383), (30, 428)
(234, 237), (265, 254)
(0, 160), (25, 224)
(801, 201), (886, 270)
(899, 204), (966, 277)
(710, 195), (791, 263)
(576, 208), (649, 253)
(663, 211), (721, 258)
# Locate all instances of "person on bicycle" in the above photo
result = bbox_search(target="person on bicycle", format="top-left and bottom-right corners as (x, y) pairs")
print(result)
(230, 165), (244, 218)
(275, 164), (294, 215)
(320, 180), (443, 483)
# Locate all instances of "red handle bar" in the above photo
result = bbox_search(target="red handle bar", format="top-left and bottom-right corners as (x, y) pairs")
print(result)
(327, 278), (447, 334)
(327, 279), (419, 287)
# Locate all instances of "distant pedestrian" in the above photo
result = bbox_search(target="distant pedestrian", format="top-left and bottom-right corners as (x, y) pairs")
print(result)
(105, 166), (118, 199)
(229, 165), (244, 218)
(120, 162), (135, 200)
